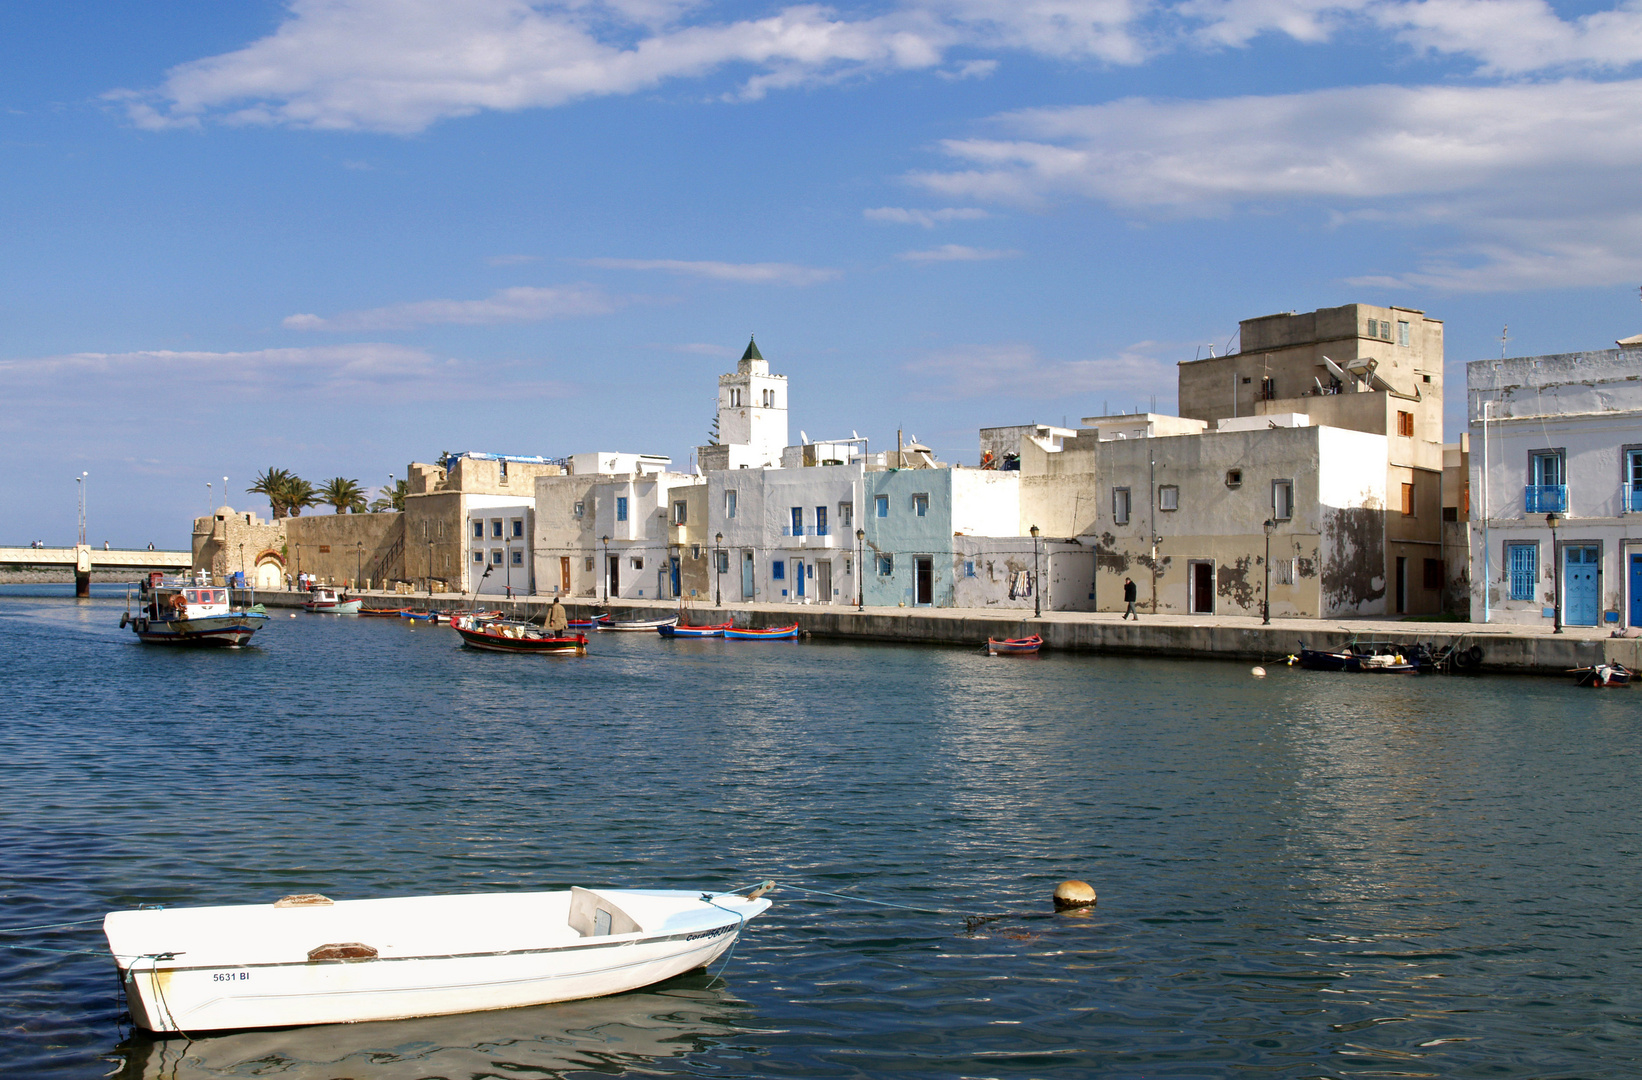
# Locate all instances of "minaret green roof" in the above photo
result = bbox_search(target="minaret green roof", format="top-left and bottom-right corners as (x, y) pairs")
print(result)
(741, 336), (763, 362)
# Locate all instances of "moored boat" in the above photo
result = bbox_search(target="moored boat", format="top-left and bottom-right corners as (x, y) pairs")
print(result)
(658, 622), (732, 638)
(1289, 641), (1418, 674)
(103, 882), (773, 1033)
(302, 587), (362, 615)
(1571, 661), (1631, 687)
(121, 576), (269, 647)
(724, 623), (800, 640)
(568, 613), (611, 630)
(601, 616), (679, 632)
(359, 606), (409, 617)
(987, 634), (1042, 656)
(453, 615), (588, 654)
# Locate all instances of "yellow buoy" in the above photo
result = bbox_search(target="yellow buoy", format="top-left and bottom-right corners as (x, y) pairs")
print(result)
(1251, 666), (1266, 678)
(1053, 880), (1097, 910)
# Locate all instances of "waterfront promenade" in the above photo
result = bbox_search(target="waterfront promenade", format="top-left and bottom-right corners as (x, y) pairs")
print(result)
(245, 587), (1625, 674)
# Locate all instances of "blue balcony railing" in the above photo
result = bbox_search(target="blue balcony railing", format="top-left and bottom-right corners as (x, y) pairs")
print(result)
(780, 525), (830, 537)
(1524, 484), (1568, 514)
(1626, 483), (1642, 514)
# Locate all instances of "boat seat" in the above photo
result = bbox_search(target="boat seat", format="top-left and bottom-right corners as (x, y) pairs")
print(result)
(567, 887), (641, 938)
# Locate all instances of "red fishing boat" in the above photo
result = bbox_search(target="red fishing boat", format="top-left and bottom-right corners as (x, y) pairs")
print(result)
(724, 624), (799, 640)
(987, 634), (1042, 656)
(452, 615), (587, 655)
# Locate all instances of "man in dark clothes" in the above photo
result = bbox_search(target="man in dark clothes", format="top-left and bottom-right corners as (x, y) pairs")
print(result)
(1123, 577), (1138, 619)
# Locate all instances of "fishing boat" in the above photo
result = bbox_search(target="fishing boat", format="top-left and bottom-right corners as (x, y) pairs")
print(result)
(1289, 641), (1418, 674)
(453, 616), (588, 655)
(987, 634), (1042, 656)
(359, 606), (409, 617)
(1571, 661), (1632, 687)
(120, 575), (269, 647)
(724, 623), (800, 640)
(600, 615), (679, 632)
(400, 609), (442, 622)
(568, 613), (611, 630)
(657, 622), (732, 638)
(302, 587), (363, 615)
(103, 882), (773, 1034)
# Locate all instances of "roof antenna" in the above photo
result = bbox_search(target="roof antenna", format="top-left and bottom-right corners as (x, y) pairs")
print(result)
(1500, 325), (1510, 360)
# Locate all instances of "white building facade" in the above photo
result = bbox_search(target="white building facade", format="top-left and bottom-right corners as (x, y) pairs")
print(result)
(698, 337), (787, 471)
(465, 496), (535, 596)
(1468, 347), (1642, 627)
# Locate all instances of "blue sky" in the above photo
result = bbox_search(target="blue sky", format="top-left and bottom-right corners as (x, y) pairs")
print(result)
(6, 0), (1642, 545)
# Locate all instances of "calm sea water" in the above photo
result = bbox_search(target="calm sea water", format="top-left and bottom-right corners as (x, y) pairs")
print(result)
(2, 585), (1639, 1079)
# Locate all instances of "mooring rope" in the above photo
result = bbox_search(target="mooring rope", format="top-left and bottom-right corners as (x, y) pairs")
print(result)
(0, 917), (104, 934)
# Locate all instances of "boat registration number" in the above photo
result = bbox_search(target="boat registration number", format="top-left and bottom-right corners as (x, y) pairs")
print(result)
(212, 971), (250, 982)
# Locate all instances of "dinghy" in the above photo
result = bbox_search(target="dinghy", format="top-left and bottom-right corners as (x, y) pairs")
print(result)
(103, 883), (773, 1034)
(987, 634), (1042, 656)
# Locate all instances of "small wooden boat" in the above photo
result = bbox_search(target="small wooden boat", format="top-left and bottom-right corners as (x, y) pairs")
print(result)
(359, 606), (409, 617)
(568, 613), (611, 630)
(987, 634), (1042, 655)
(600, 616), (679, 632)
(1571, 661), (1631, 687)
(724, 623), (800, 640)
(400, 609), (442, 622)
(103, 883), (773, 1033)
(657, 622), (732, 638)
(453, 616), (587, 654)
(303, 587), (363, 615)
(1289, 641), (1418, 674)
(121, 577), (268, 647)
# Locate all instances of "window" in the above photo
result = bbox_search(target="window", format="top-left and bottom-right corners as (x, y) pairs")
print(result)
(573, 501), (585, 519)
(791, 507), (803, 535)
(672, 500), (688, 525)
(876, 494), (889, 518)
(511, 518), (524, 538)
(498, 460), (508, 481)
(1627, 448), (1642, 512)
(816, 505), (828, 536)
(964, 560), (976, 578)
(630, 556), (643, 570)
(726, 490), (737, 518)
(490, 549), (504, 565)
(1259, 376), (1276, 401)
(1273, 480), (1294, 520)
(1527, 450), (1567, 513)
(728, 388), (741, 407)
(844, 556), (852, 575)
(473, 550), (484, 563)
(1226, 469), (1243, 488)
(1423, 558), (1442, 589)
(878, 554), (894, 575)
(1401, 482), (1416, 516)
(772, 560), (785, 580)
(491, 519), (503, 538)
(511, 550), (523, 567)
(762, 388), (775, 408)
(584, 557), (594, 572)
(840, 501), (853, 528)
(1398, 320), (1410, 347)
(1508, 543), (1537, 601)
(913, 493), (929, 517)
(472, 520), (484, 539)
(1158, 485), (1179, 511)
(616, 496), (628, 522)
(1113, 487), (1131, 525)
(715, 550), (729, 572)
(1273, 558), (1295, 586)
(691, 544), (701, 559)
(1397, 410), (1414, 437)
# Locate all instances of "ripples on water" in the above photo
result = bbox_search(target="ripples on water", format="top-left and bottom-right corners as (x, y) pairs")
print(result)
(2, 585), (1638, 1078)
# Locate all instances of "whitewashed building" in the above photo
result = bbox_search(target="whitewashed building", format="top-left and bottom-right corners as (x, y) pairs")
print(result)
(698, 337), (787, 471)
(466, 498), (535, 596)
(1468, 345), (1642, 627)
(707, 463), (865, 605)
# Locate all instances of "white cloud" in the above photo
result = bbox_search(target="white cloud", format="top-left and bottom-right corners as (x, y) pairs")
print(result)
(486, 253), (541, 266)
(284, 284), (621, 330)
(864, 205), (990, 227)
(901, 340), (1175, 400)
(580, 257), (840, 284)
(898, 243), (1020, 261)
(913, 78), (1642, 290)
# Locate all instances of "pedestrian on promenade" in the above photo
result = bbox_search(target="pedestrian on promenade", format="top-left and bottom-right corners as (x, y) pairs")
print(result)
(1123, 577), (1138, 619)
(546, 596), (568, 636)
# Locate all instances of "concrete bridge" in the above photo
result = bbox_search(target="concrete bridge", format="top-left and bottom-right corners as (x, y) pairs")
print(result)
(0, 545), (192, 595)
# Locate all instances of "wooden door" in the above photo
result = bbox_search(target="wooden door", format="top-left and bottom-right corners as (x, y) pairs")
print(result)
(560, 556), (571, 594)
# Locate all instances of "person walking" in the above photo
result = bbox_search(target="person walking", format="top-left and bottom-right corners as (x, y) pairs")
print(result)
(1122, 577), (1138, 619)
(545, 596), (568, 636)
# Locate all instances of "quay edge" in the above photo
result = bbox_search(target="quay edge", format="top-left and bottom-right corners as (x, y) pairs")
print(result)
(238, 590), (1630, 675)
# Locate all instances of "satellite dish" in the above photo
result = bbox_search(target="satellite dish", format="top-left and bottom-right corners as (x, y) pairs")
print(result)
(800, 430), (809, 444)
(1320, 355), (1348, 381)
(852, 430), (859, 440)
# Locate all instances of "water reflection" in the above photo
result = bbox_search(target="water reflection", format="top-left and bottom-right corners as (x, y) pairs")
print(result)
(109, 981), (754, 1080)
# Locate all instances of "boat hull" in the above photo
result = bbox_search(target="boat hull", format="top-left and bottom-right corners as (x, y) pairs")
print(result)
(987, 635), (1042, 655)
(724, 624), (799, 640)
(658, 623), (730, 638)
(456, 625), (587, 654)
(105, 888), (768, 1034)
(132, 613), (268, 647)
(303, 600), (363, 614)
(601, 617), (678, 632)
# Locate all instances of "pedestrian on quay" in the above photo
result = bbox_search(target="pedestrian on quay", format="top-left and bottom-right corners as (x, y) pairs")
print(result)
(546, 596), (568, 636)
(1123, 577), (1138, 619)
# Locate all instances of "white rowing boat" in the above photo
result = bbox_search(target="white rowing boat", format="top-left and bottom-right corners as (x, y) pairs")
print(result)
(104, 883), (772, 1033)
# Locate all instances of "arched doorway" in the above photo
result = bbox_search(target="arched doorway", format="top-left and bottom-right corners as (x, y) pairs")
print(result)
(253, 550), (285, 589)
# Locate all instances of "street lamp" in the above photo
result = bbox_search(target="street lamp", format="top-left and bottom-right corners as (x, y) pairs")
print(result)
(76, 472), (88, 547)
(355, 540), (363, 591)
(715, 531), (724, 607)
(1029, 525), (1041, 618)
(1547, 511), (1563, 633)
(856, 528), (866, 611)
(601, 535), (611, 604)
(1262, 519), (1275, 625)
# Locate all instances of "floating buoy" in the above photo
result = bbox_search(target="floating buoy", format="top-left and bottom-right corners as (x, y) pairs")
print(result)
(289, 613), (297, 618)
(1251, 666), (1266, 678)
(1053, 880), (1097, 910)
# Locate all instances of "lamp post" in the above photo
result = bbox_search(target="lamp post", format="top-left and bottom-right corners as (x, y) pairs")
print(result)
(1262, 519), (1275, 625)
(239, 541), (246, 590)
(856, 528), (866, 611)
(355, 540), (363, 591)
(715, 531), (724, 607)
(76, 472), (88, 547)
(1548, 511), (1563, 633)
(387, 473), (395, 512)
(1029, 525), (1041, 618)
(601, 535), (611, 604)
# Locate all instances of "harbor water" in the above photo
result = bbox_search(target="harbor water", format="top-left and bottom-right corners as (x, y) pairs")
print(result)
(2, 585), (1639, 1079)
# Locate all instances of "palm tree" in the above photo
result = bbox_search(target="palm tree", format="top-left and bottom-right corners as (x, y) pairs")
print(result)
(369, 479), (407, 512)
(248, 467), (296, 519)
(282, 477), (318, 517)
(319, 477), (367, 514)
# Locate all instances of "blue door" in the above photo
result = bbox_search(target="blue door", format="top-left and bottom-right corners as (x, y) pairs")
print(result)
(741, 552), (755, 599)
(1564, 545), (1600, 626)
(794, 559), (805, 598)
(1630, 555), (1642, 626)
(669, 557), (680, 598)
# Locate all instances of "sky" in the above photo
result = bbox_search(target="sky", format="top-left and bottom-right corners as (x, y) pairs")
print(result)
(6, 0), (1642, 547)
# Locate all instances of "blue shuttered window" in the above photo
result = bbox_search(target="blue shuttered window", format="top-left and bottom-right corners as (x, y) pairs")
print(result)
(1508, 543), (1537, 601)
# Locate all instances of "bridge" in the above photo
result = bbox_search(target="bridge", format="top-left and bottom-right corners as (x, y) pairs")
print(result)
(0, 545), (192, 595)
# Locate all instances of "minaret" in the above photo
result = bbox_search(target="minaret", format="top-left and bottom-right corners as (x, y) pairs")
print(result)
(699, 336), (788, 470)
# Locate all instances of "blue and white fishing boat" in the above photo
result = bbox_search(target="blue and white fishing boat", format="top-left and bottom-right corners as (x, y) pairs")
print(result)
(122, 574), (268, 647)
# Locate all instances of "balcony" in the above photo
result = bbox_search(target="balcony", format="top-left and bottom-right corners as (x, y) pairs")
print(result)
(1524, 484), (1568, 514)
(779, 525), (837, 548)
(1626, 483), (1642, 514)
